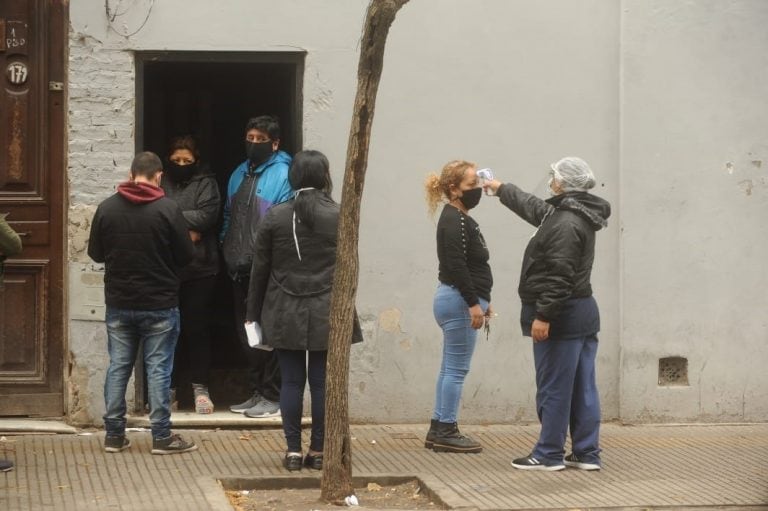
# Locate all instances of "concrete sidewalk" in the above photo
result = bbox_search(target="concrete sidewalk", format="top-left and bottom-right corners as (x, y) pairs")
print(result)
(1, 422), (767, 510)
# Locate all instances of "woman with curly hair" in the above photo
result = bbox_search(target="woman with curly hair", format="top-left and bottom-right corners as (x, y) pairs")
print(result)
(423, 160), (493, 454)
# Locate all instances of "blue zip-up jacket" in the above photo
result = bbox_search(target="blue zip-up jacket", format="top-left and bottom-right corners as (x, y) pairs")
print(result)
(220, 150), (293, 277)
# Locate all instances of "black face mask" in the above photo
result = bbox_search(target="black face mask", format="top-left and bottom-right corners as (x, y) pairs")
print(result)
(459, 187), (482, 210)
(245, 141), (274, 168)
(165, 162), (198, 182)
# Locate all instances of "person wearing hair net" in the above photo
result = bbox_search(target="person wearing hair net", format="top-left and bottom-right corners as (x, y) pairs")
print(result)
(484, 157), (611, 471)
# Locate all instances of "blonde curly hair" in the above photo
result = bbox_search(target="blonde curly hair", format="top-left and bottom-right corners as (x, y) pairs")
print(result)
(424, 160), (476, 216)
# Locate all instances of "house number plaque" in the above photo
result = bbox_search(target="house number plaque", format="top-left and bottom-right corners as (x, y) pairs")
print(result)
(7, 61), (28, 85)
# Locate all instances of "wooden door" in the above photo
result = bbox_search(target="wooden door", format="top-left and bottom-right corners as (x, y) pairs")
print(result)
(0, 1), (67, 416)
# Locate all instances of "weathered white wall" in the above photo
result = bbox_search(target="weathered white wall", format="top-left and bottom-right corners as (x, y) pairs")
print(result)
(65, 0), (765, 425)
(354, 0), (621, 423)
(620, 0), (768, 421)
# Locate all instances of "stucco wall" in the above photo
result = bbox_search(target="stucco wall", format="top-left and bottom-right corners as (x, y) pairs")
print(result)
(620, 0), (768, 421)
(65, 0), (766, 425)
(353, 0), (621, 423)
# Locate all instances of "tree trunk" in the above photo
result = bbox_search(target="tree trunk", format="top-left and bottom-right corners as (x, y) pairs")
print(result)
(321, 0), (410, 504)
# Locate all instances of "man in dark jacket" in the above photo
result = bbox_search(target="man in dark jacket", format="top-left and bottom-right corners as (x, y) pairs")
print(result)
(0, 212), (22, 471)
(88, 151), (197, 455)
(220, 116), (292, 418)
(485, 157), (611, 472)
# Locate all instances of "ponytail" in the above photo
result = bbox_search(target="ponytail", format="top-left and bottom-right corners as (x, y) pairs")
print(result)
(424, 160), (476, 217)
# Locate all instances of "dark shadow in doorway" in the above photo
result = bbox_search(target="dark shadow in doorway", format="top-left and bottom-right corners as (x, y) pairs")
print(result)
(134, 51), (305, 412)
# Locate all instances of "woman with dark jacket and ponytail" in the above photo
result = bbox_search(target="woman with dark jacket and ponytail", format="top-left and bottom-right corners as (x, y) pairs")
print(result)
(161, 135), (221, 414)
(485, 157), (611, 472)
(246, 150), (362, 472)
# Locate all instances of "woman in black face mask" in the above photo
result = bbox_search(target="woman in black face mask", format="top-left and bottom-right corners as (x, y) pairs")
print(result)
(161, 135), (221, 415)
(422, 160), (493, 454)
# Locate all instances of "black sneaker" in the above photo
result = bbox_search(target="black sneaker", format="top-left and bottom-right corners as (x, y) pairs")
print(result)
(151, 434), (198, 455)
(303, 452), (323, 470)
(283, 452), (302, 471)
(564, 453), (601, 470)
(511, 455), (565, 471)
(0, 459), (14, 472)
(104, 435), (131, 453)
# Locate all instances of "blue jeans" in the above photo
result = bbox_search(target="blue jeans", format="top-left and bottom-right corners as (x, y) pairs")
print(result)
(532, 334), (601, 465)
(275, 349), (327, 453)
(104, 307), (180, 440)
(431, 284), (488, 424)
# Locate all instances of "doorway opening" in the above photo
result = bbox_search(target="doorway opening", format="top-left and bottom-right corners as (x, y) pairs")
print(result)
(135, 51), (304, 412)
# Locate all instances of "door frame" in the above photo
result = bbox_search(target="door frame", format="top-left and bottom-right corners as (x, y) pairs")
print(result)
(48, 0), (68, 418)
(131, 51), (305, 413)
(134, 51), (305, 161)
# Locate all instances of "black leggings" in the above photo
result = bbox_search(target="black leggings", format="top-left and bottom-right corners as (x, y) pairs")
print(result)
(275, 349), (327, 453)
(173, 275), (217, 386)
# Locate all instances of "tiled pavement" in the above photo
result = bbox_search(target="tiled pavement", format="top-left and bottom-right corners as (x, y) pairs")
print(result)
(1, 423), (767, 510)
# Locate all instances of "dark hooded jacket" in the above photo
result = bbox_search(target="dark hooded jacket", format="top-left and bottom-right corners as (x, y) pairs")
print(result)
(245, 193), (363, 350)
(161, 164), (220, 282)
(88, 181), (195, 310)
(497, 183), (611, 336)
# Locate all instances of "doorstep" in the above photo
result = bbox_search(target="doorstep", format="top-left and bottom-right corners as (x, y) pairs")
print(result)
(0, 419), (78, 434)
(126, 411), (310, 428)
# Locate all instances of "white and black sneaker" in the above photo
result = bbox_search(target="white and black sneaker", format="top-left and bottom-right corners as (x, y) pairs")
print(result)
(151, 434), (198, 455)
(511, 455), (565, 471)
(564, 453), (601, 471)
(104, 435), (131, 453)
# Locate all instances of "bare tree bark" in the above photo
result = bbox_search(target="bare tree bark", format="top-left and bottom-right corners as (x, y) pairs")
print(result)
(321, 0), (410, 504)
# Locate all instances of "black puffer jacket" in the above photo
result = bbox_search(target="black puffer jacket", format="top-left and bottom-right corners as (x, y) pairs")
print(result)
(245, 193), (363, 350)
(88, 182), (195, 310)
(498, 183), (611, 321)
(161, 165), (220, 282)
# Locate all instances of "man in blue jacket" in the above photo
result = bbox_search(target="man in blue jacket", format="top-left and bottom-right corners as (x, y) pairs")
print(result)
(221, 115), (292, 417)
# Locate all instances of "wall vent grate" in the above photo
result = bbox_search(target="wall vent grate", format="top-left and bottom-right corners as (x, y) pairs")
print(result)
(658, 357), (689, 386)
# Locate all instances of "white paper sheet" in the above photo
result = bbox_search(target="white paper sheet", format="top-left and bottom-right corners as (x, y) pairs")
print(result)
(244, 321), (273, 351)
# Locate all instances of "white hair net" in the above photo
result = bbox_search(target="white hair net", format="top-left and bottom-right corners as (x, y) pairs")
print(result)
(550, 156), (596, 192)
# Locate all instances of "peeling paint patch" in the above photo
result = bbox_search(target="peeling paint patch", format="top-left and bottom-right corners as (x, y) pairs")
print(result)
(378, 308), (403, 334)
(68, 204), (98, 261)
(738, 179), (753, 196)
(67, 353), (93, 427)
(399, 338), (412, 351)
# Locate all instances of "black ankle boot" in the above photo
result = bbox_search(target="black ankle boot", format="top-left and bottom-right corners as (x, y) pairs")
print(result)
(424, 419), (439, 449)
(432, 422), (482, 453)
